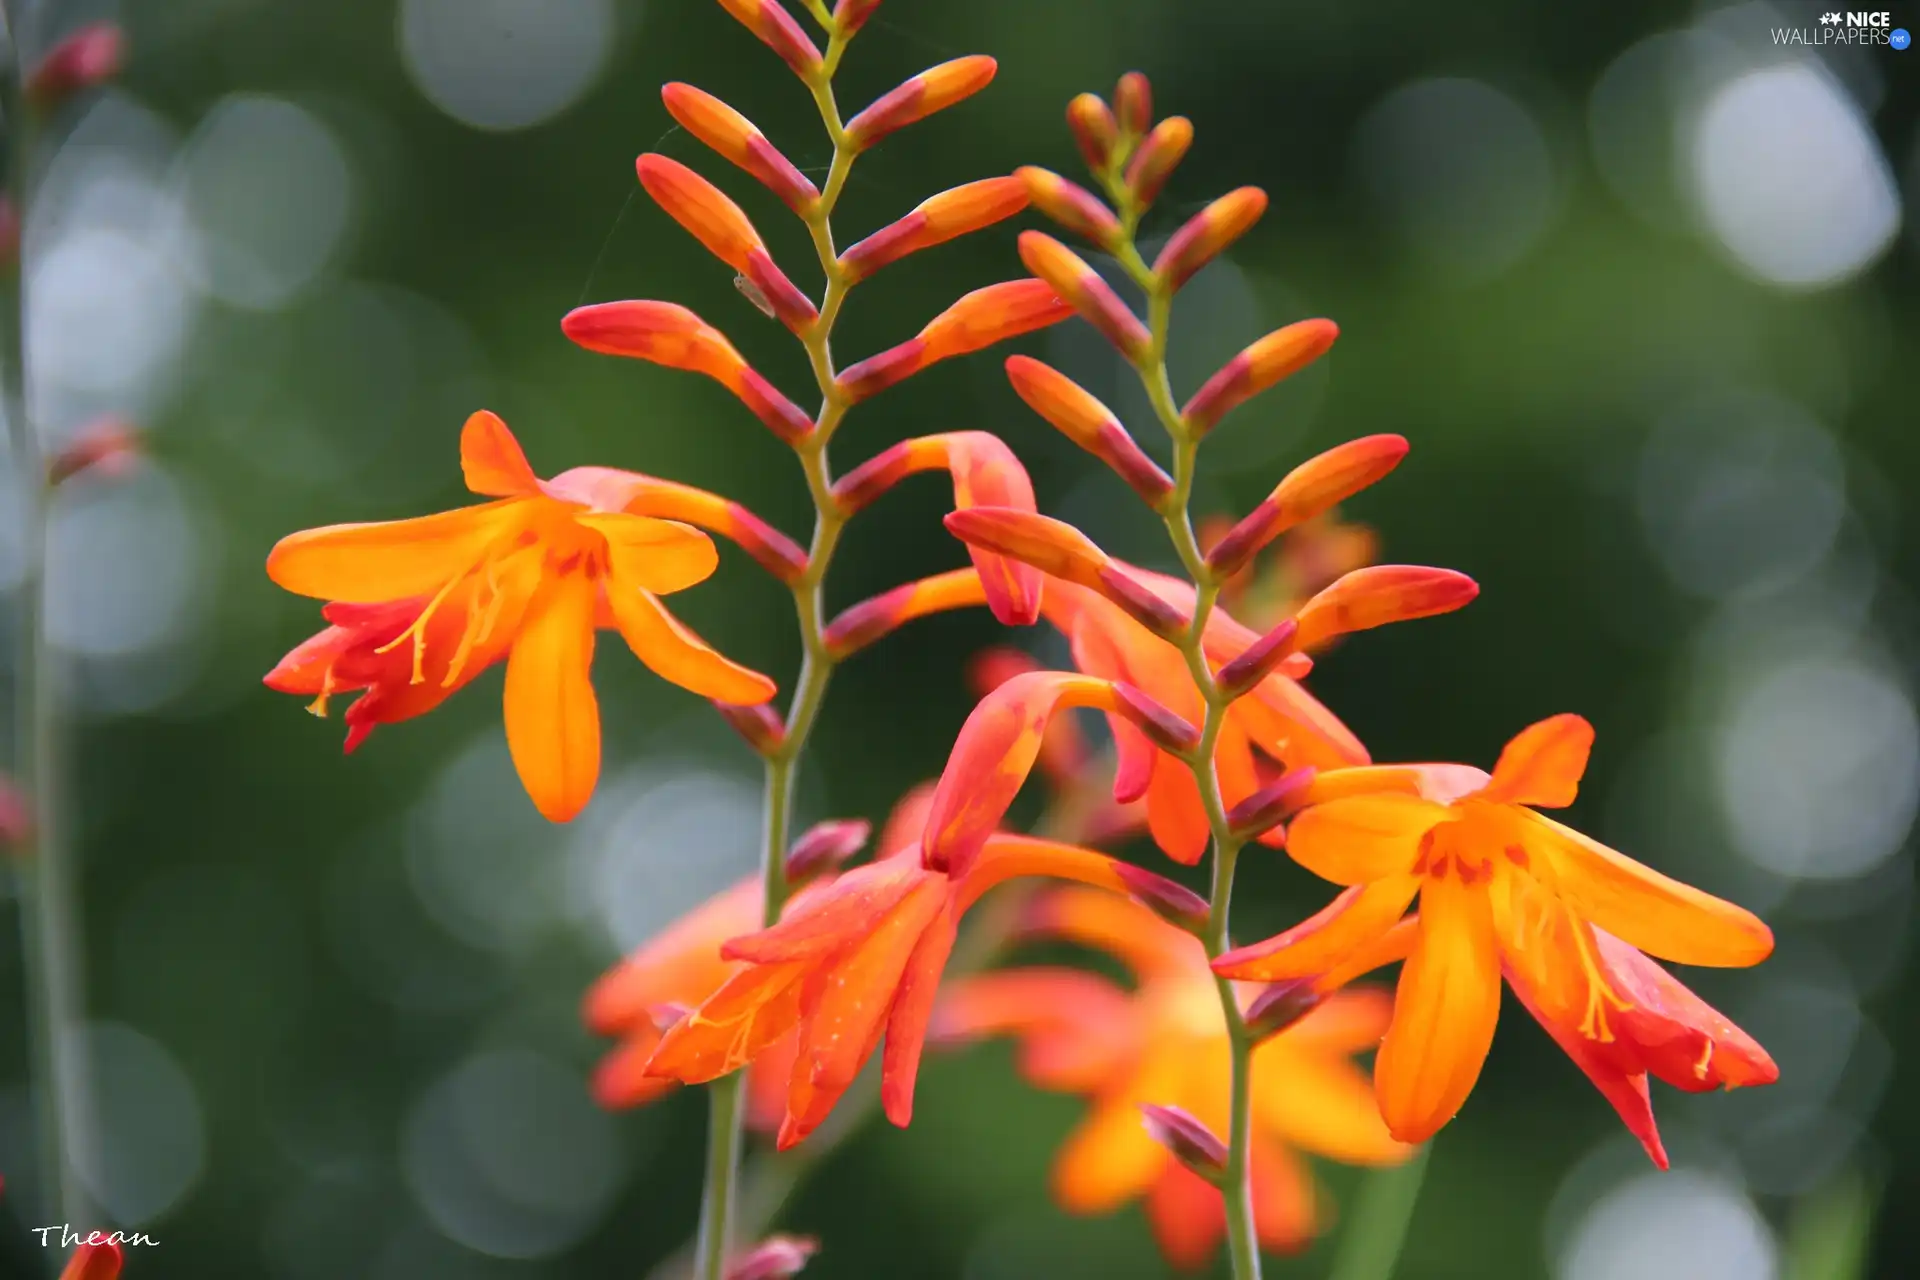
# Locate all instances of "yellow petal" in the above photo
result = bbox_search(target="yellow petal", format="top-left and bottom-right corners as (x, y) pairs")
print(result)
(266, 500), (527, 602)
(503, 572), (601, 822)
(1286, 793), (1447, 885)
(1480, 713), (1592, 808)
(460, 409), (542, 496)
(603, 579), (776, 705)
(1374, 872), (1500, 1143)
(577, 512), (720, 595)
(1521, 810), (1774, 968)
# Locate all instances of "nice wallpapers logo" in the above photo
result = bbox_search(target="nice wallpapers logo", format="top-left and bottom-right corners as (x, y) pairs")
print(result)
(1775, 9), (1912, 46)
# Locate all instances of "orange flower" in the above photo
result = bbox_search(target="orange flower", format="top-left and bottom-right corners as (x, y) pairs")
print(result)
(265, 411), (775, 821)
(935, 887), (1409, 1270)
(645, 786), (1203, 1149)
(1213, 714), (1777, 1156)
(58, 1239), (122, 1280)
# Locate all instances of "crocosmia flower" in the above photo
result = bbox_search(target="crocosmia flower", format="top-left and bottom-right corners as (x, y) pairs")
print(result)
(644, 797), (1202, 1149)
(266, 411), (775, 821)
(1213, 714), (1777, 1158)
(935, 888), (1409, 1269)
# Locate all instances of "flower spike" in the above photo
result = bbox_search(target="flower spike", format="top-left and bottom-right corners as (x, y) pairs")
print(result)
(838, 177), (1029, 283)
(835, 280), (1071, 402)
(1183, 319), (1340, 436)
(830, 432), (1043, 625)
(1155, 188), (1267, 290)
(713, 0), (823, 78)
(1066, 93), (1119, 171)
(562, 301), (815, 443)
(1005, 356), (1172, 504)
(845, 56), (997, 153)
(661, 84), (818, 214)
(1205, 434), (1409, 576)
(1017, 231), (1150, 361)
(1124, 116), (1193, 207)
(1016, 167), (1121, 249)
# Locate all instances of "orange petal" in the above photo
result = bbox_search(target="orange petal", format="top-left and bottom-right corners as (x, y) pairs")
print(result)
(1053, 1096), (1169, 1213)
(1521, 810), (1774, 967)
(1480, 713), (1593, 809)
(1594, 929), (1778, 1093)
(784, 877), (947, 1146)
(58, 1241), (122, 1280)
(646, 962), (807, 1083)
(1213, 877), (1419, 981)
(582, 877), (761, 1034)
(880, 901), (959, 1126)
(1144, 1160), (1227, 1271)
(601, 578), (774, 705)
(1252, 1043), (1406, 1167)
(1286, 794), (1445, 885)
(1022, 885), (1201, 984)
(591, 1028), (680, 1107)
(503, 571), (601, 821)
(725, 859), (931, 963)
(1145, 753), (1210, 865)
(922, 671), (1120, 875)
(1250, 1134), (1320, 1255)
(1229, 672), (1371, 771)
(266, 500), (526, 603)
(1375, 875), (1501, 1143)
(576, 512), (718, 595)
(460, 410), (541, 496)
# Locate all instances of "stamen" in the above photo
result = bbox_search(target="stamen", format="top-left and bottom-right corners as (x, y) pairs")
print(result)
(305, 664), (337, 717)
(1694, 1038), (1715, 1082)
(1563, 902), (1632, 1042)
(374, 570), (468, 685)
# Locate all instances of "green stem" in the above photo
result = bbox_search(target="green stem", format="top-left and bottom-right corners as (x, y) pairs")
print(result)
(1328, 1144), (1430, 1280)
(2, 13), (85, 1249)
(1106, 168), (1263, 1279)
(691, 29), (859, 1280)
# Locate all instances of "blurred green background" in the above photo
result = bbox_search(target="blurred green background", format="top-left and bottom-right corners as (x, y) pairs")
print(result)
(0, 0), (1915, 1275)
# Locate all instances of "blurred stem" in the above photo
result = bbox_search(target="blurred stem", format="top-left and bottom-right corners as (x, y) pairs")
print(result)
(1328, 1144), (1430, 1280)
(1107, 168), (1262, 1279)
(1785, 1166), (1875, 1280)
(692, 26), (857, 1280)
(2, 10), (85, 1251)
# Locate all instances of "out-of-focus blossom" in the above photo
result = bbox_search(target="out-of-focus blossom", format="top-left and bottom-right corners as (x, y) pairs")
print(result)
(935, 888), (1409, 1269)
(266, 412), (775, 821)
(645, 775), (1205, 1148)
(1214, 714), (1777, 1158)
(0, 773), (31, 850)
(25, 23), (124, 111)
(47, 418), (142, 487)
(1065, 93), (1119, 171)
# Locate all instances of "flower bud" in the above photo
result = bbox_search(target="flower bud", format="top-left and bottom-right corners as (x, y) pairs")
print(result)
(845, 56), (997, 152)
(636, 154), (765, 273)
(25, 23), (123, 110)
(1183, 318), (1339, 436)
(1004, 356), (1171, 504)
(1111, 683), (1201, 755)
(1111, 862), (1209, 933)
(821, 569), (986, 659)
(1016, 167), (1120, 248)
(661, 84), (818, 214)
(1205, 434), (1405, 575)
(727, 1235), (819, 1280)
(832, 0), (884, 35)
(835, 281), (1071, 403)
(1225, 766), (1316, 840)
(713, 0), (823, 79)
(1139, 1103), (1228, 1183)
(839, 177), (1027, 283)
(786, 819), (871, 881)
(1215, 618), (1300, 699)
(1096, 565), (1187, 643)
(742, 249), (819, 335)
(1244, 979), (1324, 1044)
(943, 507), (1109, 587)
(715, 700), (786, 754)
(1292, 565), (1479, 652)
(1154, 187), (1267, 289)
(1113, 71), (1152, 136)
(1017, 231), (1150, 362)
(1066, 93), (1118, 171)
(1123, 117), (1192, 207)
(47, 417), (141, 487)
